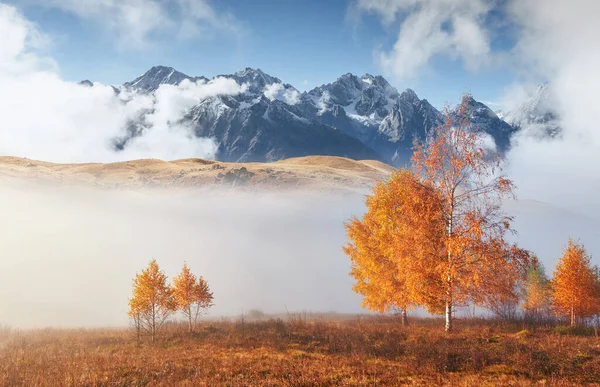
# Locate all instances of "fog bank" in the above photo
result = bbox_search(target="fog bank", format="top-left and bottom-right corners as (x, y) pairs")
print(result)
(0, 181), (598, 328)
(0, 182), (367, 328)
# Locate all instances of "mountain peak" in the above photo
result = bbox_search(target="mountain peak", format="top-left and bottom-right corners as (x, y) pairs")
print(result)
(124, 65), (195, 91)
(361, 74), (391, 88)
(225, 68), (281, 94)
(454, 95), (516, 151)
(457, 94), (497, 117)
(337, 72), (360, 82)
(360, 73), (377, 85)
(236, 67), (264, 76)
(148, 65), (176, 72)
(398, 88), (420, 104)
(461, 93), (476, 105)
(501, 82), (560, 138)
(142, 65), (189, 80)
(234, 67), (280, 82)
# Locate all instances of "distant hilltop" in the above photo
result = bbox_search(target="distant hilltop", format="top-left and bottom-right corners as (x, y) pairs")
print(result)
(0, 155), (393, 193)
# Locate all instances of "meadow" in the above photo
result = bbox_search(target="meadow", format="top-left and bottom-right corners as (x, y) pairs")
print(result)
(1, 315), (599, 386)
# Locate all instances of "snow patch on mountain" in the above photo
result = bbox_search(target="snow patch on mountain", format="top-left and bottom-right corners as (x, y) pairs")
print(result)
(344, 96), (380, 127)
(306, 73), (399, 122)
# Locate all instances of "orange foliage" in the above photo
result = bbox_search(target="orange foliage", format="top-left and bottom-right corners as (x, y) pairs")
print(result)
(172, 263), (214, 333)
(345, 95), (532, 332)
(411, 95), (532, 331)
(344, 169), (445, 317)
(129, 259), (176, 342)
(552, 239), (600, 327)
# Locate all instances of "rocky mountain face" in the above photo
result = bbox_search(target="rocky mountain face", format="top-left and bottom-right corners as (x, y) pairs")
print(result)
(86, 66), (542, 165)
(296, 74), (443, 165)
(185, 93), (380, 162)
(458, 95), (517, 151)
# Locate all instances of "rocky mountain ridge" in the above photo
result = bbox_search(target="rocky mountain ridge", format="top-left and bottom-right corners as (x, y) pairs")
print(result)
(83, 66), (553, 165)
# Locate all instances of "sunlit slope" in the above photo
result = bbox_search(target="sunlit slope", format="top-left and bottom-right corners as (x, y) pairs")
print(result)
(0, 156), (393, 192)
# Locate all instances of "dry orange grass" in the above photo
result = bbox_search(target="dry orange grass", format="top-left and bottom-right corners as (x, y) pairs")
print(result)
(0, 156), (392, 193)
(1, 317), (599, 386)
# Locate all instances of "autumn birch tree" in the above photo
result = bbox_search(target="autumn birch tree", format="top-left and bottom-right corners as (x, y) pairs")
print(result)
(344, 169), (446, 325)
(552, 239), (600, 327)
(172, 263), (214, 333)
(409, 94), (534, 331)
(129, 259), (176, 342)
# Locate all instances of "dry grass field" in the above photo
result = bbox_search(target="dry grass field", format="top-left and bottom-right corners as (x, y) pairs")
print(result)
(1, 316), (599, 386)
(0, 156), (392, 193)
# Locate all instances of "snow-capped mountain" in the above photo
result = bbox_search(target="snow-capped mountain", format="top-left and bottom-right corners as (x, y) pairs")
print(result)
(458, 95), (517, 151)
(303, 73), (399, 125)
(118, 67), (380, 162)
(88, 66), (528, 165)
(220, 67), (283, 94)
(123, 66), (207, 92)
(501, 83), (561, 139)
(376, 89), (443, 164)
(184, 92), (380, 163)
(297, 73), (442, 164)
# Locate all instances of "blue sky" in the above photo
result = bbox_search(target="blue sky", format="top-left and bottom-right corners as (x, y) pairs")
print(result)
(5, 0), (523, 108)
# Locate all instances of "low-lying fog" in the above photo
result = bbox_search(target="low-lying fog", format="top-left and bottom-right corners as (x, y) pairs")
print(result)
(0, 181), (599, 328)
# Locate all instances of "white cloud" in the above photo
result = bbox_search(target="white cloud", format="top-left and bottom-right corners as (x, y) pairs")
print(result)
(263, 83), (301, 105)
(0, 4), (245, 163)
(0, 4), (53, 73)
(502, 0), (600, 216)
(354, 0), (492, 81)
(355, 0), (600, 224)
(317, 90), (332, 115)
(33, 0), (241, 50)
(177, 0), (242, 39)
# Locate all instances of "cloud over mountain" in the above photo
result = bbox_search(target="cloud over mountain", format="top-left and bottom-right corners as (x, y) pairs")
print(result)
(0, 4), (245, 163)
(0, 4), (527, 167)
(351, 0), (600, 218)
(353, 0), (493, 81)
(503, 0), (600, 216)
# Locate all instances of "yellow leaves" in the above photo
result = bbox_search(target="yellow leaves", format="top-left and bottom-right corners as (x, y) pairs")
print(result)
(129, 259), (177, 341)
(129, 260), (214, 338)
(129, 259), (175, 316)
(172, 264), (195, 307)
(172, 263), (214, 312)
(344, 169), (446, 314)
(552, 239), (600, 323)
(345, 94), (532, 328)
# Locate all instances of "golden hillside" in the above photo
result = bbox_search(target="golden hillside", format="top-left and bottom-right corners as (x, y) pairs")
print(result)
(0, 156), (393, 192)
